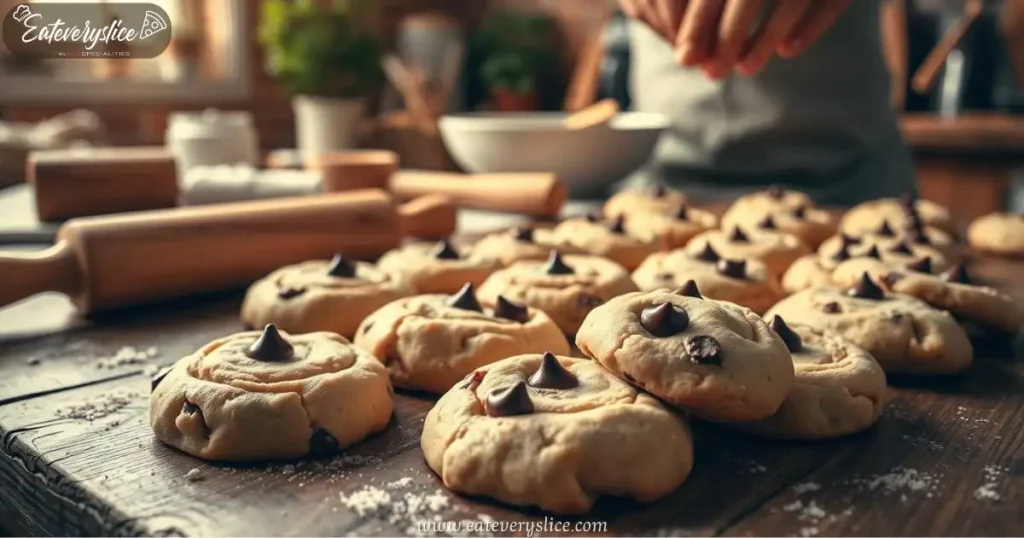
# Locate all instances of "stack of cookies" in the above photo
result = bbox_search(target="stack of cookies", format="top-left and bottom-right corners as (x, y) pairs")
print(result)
(148, 184), (1023, 517)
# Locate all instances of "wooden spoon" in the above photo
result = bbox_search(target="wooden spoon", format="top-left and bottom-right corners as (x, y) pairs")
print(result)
(562, 98), (620, 131)
(911, 0), (984, 94)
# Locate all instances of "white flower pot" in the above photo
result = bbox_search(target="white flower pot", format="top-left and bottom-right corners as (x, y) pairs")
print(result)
(292, 95), (365, 163)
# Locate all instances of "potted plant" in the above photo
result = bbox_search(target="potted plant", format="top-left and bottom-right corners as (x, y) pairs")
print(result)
(260, 0), (381, 161)
(473, 10), (556, 112)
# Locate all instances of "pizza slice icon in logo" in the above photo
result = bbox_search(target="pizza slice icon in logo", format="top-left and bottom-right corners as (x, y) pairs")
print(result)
(138, 10), (168, 40)
(11, 4), (32, 23)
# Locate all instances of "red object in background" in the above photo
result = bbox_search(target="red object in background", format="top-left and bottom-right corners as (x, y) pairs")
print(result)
(492, 89), (539, 112)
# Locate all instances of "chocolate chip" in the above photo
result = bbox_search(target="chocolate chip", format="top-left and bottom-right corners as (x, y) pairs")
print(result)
(767, 185), (784, 199)
(686, 335), (722, 365)
(675, 204), (688, 220)
(246, 324), (295, 362)
(888, 241), (913, 255)
(278, 287), (306, 300)
(757, 215), (777, 230)
(494, 295), (530, 322)
(150, 366), (172, 392)
(528, 352), (578, 389)
(877, 220), (895, 237)
(651, 184), (667, 198)
(729, 226), (750, 243)
(940, 263), (970, 284)
(326, 254), (356, 278)
(657, 272), (675, 281)
(889, 311), (905, 322)
(831, 245), (851, 263)
(181, 400), (200, 416)
(908, 228), (931, 245)
(864, 245), (881, 259)
(577, 295), (603, 308)
(485, 381), (534, 417)
(608, 215), (626, 234)
(361, 321), (375, 334)
(899, 192), (916, 208)
(717, 259), (748, 279)
(446, 283), (483, 312)
(792, 205), (808, 219)
(543, 250), (575, 275)
(585, 213), (601, 223)
(906, 257), (932, 273)
(511, 227), (534, 243)
(641, 302), (690, 337)
(694, 242), (721, 262)
(822, 301), (842, 314)
(433, 240), (460, 260)
(882, 272), (904, 287)
(847, 272), (885, 300)
(840, 234), (861, 248)
(769, 315), (802, 353)
(675, 279), (703, 299)
(308, 428), (340, 457)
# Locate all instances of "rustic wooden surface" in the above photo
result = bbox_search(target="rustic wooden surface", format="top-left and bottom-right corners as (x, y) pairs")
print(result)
(2, 226), (1024, 536)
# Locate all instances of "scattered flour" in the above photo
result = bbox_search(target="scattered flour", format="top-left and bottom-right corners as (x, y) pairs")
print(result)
(387, 477), (415, 489)
(792, 482), (822, 494)
(340, 484), (456, 535)
(96, 345), (159, 369)
(974, 483), (1001, 501)
(184, 468), (205, 482)
(851, 467), (939, 496)
(56, 391), (139, 421)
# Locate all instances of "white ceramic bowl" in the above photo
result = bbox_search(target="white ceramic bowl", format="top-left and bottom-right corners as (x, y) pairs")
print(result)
(438, 112), (669, 195)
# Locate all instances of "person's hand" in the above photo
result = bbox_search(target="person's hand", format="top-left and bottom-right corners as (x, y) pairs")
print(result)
(617, 0), (689, 43)
(677, 0), (853, 78)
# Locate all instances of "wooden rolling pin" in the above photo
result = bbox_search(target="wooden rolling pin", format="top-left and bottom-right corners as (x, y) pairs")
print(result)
(0, 190), (454, 313)
(390, 170), (566, 218)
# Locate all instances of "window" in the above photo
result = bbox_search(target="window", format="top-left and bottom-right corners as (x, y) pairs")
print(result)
(0, 0), (251, 103)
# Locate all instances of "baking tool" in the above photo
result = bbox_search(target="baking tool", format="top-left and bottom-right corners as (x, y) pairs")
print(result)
(563, 99), (621, 130)
(382, 55), (438, 134)
(912, 0), (984, 94)
(398, 194), (457, 240)
(311, 150), (399, 193)
(179, 165), (323, 206)
(29, 146), (179, 221)
(564, 10), (611, 112)
(390, 170), (565, 218)
(0, 189), (433, 313)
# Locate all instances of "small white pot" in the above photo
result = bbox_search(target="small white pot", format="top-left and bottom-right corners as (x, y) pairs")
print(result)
(292, 95), (365, 163)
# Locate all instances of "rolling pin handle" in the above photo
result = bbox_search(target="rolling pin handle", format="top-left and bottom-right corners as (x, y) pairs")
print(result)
(0, 241), (82, 309)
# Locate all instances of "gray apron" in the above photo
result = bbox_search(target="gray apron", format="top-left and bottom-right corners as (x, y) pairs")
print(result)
(629, 0), (916, 205)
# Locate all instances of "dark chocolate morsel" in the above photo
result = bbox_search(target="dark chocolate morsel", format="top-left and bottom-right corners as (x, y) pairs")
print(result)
(494, 295), (530, 322)
(840, 234), (861, 248)
(769, 315), (802, 353)
(446, 283), (483, 312)
(608, 215), (626, 234)
(906, 256), (932, 274)
(792, 205), (808, 219)
(757, 214), (777, 230)
(433, 240), (461, 260)
(585, 213), (601, 223)
(729, 226), (750, 243)
(652, 184), (667, 198)
(767, 185), (784, 199)
(831, 245), (851, 263)
(686, 335), (722, 365)
(657, 272), (675, 281)
(246, 324), (295, 361)
(675, 279), (703, 299)
(908, 228), (931, 245)
(485, 381), (534, 417)
(822, 301), (842, 314)
(940, 263), (970, 284)
(512, 227), (534, 243)
(528, 352), (578, 389)
(543, 250), (575, 275)
(150, 366), (173, 392)
(864, 245), (882, 259)
(181, 400), (200, 416)
(847, 272), (885, 300)
(641, 302), (690, 337)
(888, 241), (913, 255)
(675, 204), (688, 220)
(694, 242), (721, 262)
(877, 220), (895, 237)
(278, 287), (306, 300)
(717, 258), (747, 279)
(308, 428), (341, 457)
(326, 254), (357, 278)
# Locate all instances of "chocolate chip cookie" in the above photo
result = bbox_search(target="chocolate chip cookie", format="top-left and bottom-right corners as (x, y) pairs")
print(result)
(576, 290), (795, 422)
(421, 353), (694, 514)
(354, 284), (570, 393)
(684, 226), (811, 278)
(377, 239), (500, 294)
(625, 205), (718, 249)
(632, 247), (784, 314)
(734, 319), (887, 439)
(781, 255), (837, 294)
(477, 251), (639, 335)
(469, 227), (563, 267)
(840, 196), (956, 237)
(721, 188), (836, 248)
(967, 212), (1024, 257)
(150, 326), (393, 461)
(550, 216), (663, 271)
(603, 184), (690, 218)
(818, 227), (958, 263)
(765, 276), (973, 374)
(241, 255), (414, 339)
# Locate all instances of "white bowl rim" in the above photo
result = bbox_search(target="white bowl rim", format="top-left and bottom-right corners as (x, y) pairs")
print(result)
(439, 111), (670, 132)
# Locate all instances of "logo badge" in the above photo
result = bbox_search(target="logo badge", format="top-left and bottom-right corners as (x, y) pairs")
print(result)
(3, 2), (172, 59)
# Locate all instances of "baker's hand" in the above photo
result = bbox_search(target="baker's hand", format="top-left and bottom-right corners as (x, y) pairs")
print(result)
(617, 0), (689, 43)
(676, 0), (853, 78)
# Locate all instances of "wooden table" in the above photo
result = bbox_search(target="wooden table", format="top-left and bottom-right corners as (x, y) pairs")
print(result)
(2, 248), (1024, 536)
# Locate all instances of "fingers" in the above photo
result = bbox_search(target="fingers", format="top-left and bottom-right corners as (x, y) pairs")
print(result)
(676, 0), (726, 66)
(737, 0), (811, 75)
(709, 0), (766, 79)
(655, 0), (688, 42)
(635, 0), (674, 40)
(778, 0), (853, 58)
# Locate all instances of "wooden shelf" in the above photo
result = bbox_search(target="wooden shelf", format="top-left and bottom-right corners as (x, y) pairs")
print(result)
(901, 113), (1024, 155)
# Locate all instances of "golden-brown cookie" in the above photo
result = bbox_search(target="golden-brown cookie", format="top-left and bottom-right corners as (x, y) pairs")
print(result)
(421, 354), (694, 514)
(624, 205), (718, 249)
(241, 255), (414, 339)
(684, 226), (810, 278)
(967, 212), (1024, 257)
(817, 233), (954, 271)
(354, 284), (570, 394)
(603, 184), (689, 218)
(377, 239), (499, 294)
(840, 196), (956, 237)
(781, 255), (836, 294)
(721, 188), (835, 248)
(477, 251), (639, 335)
(469, 227), (554, 267)
(549, 216), (663, 271)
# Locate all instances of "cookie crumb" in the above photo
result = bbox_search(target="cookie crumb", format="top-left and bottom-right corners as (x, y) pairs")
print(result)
(184, 468), (204, 482)
(340, 486), (392, 517)
(783, 500), (804, 512)
(96, 345), (160, 369)
(974, 483), (1001, 501)
(852, 467), (938, 495)
(56, 391), (139, 421)
(387, 477), (415, 489)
